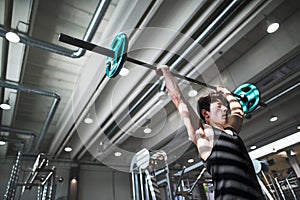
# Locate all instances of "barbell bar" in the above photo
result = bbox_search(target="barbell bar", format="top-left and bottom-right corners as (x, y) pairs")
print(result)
(58, 32), (261, 114)
(58, 33), (215, 88)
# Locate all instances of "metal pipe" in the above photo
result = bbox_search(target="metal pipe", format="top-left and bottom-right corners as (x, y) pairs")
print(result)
(189, 167), (206, 193)
(33, 97), (60, 153)
(175, 166), (186, 195)
(165, 167), (173, 200)
(72, 0), (112, 58)
(0, 0), (14, 124)
(170, 0), (243, 70)
(0, 137), (25, 152)
(1, 0), (13, 78)
(0, 80), (60, 153)
(261, 170), (276, 199)
(285, 178), (297, 200)
(139, 168), (145, 200)
(49, 167), (57, 200)
(0, 80), (60, 99)
(265, 82), (300, 104)
(0, 0), (111, 58)
(0, 126), (36, 152)
(274, 177), (286, 200)
(0, 1), (110, 153)
(131, 172), (136, 200)
(267, 173), (281, 200)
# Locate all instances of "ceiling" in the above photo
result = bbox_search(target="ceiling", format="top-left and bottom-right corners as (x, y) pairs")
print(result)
(0, 0), (300, 173)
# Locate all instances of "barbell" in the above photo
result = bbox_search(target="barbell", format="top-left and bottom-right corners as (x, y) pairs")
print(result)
(58, 32), (261, 114)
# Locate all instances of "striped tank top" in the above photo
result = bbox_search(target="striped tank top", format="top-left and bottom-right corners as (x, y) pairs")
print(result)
(204, 128), (264, 200)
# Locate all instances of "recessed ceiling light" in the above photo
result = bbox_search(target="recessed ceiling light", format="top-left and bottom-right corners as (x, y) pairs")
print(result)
(71, 178), (77, 183)
(114, 151), (122, 157)
(0, 104), (11, 110)
(188, 89), (198, 97)
(119, 67), (129, 76)
(64, 146), (72, 152)
(0, 99), (11, 110)
(0, 141), (6, 146)
(5, 31), (20, 43)
(84, 117), (93, 124)
(250, 145), (257, 150)
(270, 115), (278, 122)
(267, 22), (279, 34)
(187, 158), (194, 163)
(144, 127), (152, 134)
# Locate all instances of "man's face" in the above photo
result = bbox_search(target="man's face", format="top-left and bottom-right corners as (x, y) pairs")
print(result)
(209, 99), (228, 125)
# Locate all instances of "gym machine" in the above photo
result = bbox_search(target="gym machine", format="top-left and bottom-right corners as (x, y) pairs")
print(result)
(130, 148), (173, 200)
(4, 151), (22, 200)
(173, 167), (207, 200)
(4, 153), (58, 200)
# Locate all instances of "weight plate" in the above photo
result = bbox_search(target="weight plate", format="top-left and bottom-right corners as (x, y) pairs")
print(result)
(106, 32), (128, 78)
(233, 83), (260, 114)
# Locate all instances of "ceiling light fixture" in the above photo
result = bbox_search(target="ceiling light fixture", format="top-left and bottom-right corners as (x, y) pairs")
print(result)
(143, 118), (152, 134)
(266, 21), (280, 34)
(114, 151), (122, 157)
(84, 114), (93, 124)
(0, 99), (11, 110)
(144, 127), (152, 134)
(266, 107), (278, 122)
(250, 145), (257, 150)
(119, 67), (129, 76)
(5, 31), (21, 43)
(188, 87), (198, 97)
(269, 115), (278, 122)
(290, 150), (296, 156)
(187, 158), (194, 163)
(64, 146), (72, 152)
(0, 141), (6, 146)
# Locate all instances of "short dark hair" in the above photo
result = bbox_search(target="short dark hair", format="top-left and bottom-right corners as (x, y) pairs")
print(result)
(197, 92), (227, 121)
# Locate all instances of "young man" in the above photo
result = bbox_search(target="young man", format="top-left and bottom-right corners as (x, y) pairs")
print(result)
(157, 65), (264, 200)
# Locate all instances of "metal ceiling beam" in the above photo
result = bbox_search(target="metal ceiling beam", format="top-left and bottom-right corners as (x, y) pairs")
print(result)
(1, 0), (13, 80)
(0, 0), (14, 128)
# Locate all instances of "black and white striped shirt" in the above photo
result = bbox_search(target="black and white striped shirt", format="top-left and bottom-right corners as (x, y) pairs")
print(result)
(205, 128), (264, 200)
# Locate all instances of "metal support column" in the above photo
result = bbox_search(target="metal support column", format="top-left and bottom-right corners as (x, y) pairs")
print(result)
(287, 152), (300, 178)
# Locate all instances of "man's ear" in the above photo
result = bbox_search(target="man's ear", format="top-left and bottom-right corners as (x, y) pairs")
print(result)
(201, 109), (209, 119)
